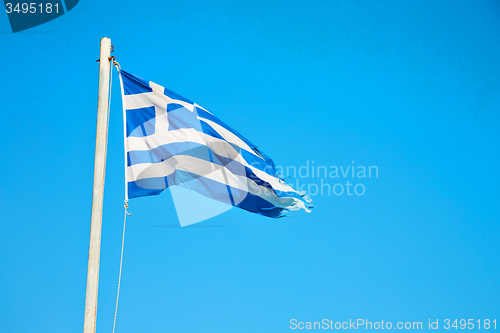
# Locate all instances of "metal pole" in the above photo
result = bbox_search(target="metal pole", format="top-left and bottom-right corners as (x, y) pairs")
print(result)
(84, 37), (112, 333)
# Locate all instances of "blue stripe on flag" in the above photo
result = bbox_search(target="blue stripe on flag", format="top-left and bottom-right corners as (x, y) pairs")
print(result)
(164, 88), (193, 104)
(121, 70), (152, 95)
(196, 107), (257, 149)
(128, 180), (164, 198)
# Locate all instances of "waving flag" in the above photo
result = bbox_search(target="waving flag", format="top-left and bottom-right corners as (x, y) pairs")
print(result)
(117, 69), (312, 220)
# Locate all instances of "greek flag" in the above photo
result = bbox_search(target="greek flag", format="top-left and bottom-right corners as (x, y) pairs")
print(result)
(117, 69), (312, 219)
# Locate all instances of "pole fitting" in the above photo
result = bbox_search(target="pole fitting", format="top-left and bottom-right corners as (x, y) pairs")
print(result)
(124, 200), (132, 216)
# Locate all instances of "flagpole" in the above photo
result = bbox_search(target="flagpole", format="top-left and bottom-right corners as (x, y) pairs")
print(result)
(84, 37), (112, 333)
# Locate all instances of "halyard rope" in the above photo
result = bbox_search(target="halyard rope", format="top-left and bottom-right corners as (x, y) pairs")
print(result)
(111, 59), (131, 333)
(112, 200), (129, 333)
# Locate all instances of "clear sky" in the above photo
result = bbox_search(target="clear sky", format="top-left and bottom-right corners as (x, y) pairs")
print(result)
(1, 0), (499, 332)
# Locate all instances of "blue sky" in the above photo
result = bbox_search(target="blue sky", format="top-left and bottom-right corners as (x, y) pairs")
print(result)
(1, 0), (499, 332)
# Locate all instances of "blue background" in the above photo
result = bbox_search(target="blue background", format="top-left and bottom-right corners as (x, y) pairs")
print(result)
(0, 0), (499, 332)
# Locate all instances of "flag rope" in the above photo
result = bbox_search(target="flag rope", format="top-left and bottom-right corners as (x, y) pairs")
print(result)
(112, 200), (129, 333)
(110, 60), (131, 333)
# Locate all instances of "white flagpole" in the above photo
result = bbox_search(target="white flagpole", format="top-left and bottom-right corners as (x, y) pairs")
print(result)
(84, 37), (112, 333)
